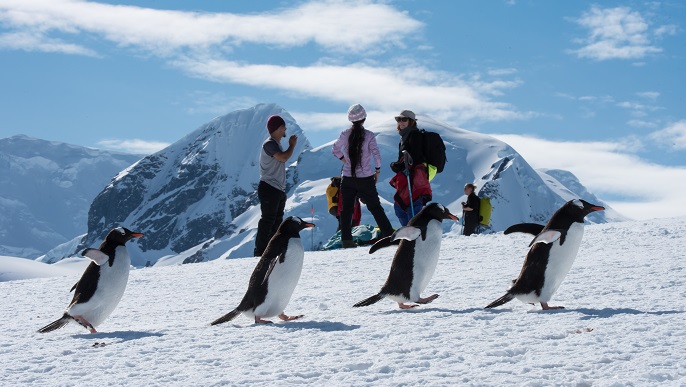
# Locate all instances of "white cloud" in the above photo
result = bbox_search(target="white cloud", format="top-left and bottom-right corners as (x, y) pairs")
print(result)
(487, 68), (518, 76)
(569, 6), (664, 61)
(0, 0), (534, 126)
(492, 134), (686, 220)
(172, 57), (532, 123)
(0, 31), (98, 56)
(650, 120), (686, 151)
(183, 92), (259, 116)
(0, 0), (421, 55)
(636, 91), (660, 100)
(291, 109), (396, 133)
(627, 119), (658, 129)
(97, 139), (170, 154)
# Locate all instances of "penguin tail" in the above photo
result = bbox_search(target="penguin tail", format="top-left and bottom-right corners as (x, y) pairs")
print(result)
(37, 313), (71, 333)
(210, 308), (242, 326)
(353, 293), (385, 308)
(485, 293), (515, 309)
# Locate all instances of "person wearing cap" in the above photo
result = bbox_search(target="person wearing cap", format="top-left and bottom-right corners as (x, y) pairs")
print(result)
(254, 114), (298, 256)
(389, 110), (432, 226)
(332, 104), (394, 248)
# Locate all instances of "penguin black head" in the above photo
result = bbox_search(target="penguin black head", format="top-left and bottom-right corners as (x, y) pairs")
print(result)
(419, 203), (459, 222)
(277, 216), (315, 237)
(105, 227), (144, 246)
(562, 199), (605, 223)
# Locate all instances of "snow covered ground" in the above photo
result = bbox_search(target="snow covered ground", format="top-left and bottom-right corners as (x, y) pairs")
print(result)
(1, 216), (685, 385)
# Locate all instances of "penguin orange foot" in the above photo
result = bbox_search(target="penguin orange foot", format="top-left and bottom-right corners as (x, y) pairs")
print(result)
(540, 303), (565, 310)
(416, 294), (439, 304)
(278, 313), (303, 321)
(72, 315), (97, 333)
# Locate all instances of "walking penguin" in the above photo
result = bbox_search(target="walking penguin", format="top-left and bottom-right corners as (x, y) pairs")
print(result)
(485, 199), (604, 310)
(211, 216), (315, 325)
(353, 203), (458, 309)
(38, 227), (143, 333)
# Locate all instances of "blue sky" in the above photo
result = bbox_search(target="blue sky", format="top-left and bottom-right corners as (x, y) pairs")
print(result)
(1, 0), (685, 219)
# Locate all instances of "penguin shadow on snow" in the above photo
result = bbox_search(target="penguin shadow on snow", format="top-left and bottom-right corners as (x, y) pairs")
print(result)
(255, 320), (361, 332)
(72, 330), (164, 343)
(561, 307), (684, 320)
(381, 307), (504, 316)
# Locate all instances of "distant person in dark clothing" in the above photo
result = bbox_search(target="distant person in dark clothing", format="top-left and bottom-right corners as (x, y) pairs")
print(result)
(332, 104), (394, 248)
(389, 110), (432, 226)
(254, 115), (298, 256)
(462, 183), (480, 236)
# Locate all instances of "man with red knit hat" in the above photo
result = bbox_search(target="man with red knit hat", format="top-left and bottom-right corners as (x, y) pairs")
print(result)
(254, 114), (298, 256)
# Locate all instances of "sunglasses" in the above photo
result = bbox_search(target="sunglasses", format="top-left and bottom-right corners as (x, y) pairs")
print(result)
(395, 117), (409, 123)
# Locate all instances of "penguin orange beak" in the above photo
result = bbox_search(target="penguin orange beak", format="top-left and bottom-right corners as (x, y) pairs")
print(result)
(590, 206), (605, 212)
(445, 213), (459, 221)
(131, 232), (144, 238)
(303, 223), (315, 228)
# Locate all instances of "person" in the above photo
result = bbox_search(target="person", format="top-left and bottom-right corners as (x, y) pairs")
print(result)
(332, 104), (394, 248)
(326, 177), (362, 231)
(462, 183), (481, 236)
(389, 110), (432, 226)
(254, 115), (298, 256)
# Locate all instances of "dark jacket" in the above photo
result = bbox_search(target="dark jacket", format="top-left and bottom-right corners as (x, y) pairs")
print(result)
(464, 192), (481, 225)
(389, 127), (431, 209)
(391, 128), (425, 172)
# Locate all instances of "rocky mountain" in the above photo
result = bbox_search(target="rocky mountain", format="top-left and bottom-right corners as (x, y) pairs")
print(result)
(37, 104), (624, 266)
(0, 135), (141, 258)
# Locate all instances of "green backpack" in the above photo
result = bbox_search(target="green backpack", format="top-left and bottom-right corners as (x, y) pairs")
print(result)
(479, 197), (492, 226)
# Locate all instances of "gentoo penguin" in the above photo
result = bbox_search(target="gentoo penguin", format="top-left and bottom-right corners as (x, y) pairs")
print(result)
(211, 216), (315, 325)
(38, 227), (143, 333)
(485, 199), (604, 310)
(353, 203), (458, 309)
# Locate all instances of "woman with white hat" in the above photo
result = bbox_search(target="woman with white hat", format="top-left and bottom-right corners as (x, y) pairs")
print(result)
(332, 104), (394, 248)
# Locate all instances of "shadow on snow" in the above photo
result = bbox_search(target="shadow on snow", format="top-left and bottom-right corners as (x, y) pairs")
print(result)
(572, 308), (684, 320)
(72, 330), (164, 342)
(267, 320), (361, 332)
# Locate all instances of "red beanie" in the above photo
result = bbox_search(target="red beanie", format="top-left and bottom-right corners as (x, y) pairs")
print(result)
(267, 115), (286, 134)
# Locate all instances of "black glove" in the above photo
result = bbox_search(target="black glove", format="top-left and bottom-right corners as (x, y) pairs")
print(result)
(390, 161), (405, 173)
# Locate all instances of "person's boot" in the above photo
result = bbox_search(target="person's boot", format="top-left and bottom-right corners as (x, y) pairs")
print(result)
(341, 239), (356, 248)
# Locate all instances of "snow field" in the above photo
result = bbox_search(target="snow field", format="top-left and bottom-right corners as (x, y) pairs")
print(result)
(1, 217), (684, 385)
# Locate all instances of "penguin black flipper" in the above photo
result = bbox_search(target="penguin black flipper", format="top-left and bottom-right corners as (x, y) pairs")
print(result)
(368, 236), (398, 254)
(504, 223), (545, 236)
(353, 293), (385, 307)
(68, 262), (101, 307)
(37, 313), (72, 333)
(370, 226), (423, 254)
(262, 252), (286, 285)
(528, 229), (563, 247)
(67, 248), (107, 293)
(485, 293), (514, 309)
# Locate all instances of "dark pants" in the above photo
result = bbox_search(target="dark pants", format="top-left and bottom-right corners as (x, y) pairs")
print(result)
(463, 216), (479, 236)
(254, 181), (287, 256)
(340, 176), (393, 241)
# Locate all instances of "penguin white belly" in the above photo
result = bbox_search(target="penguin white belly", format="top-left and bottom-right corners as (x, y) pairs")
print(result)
(538, 223), (584, 302)
(408, 220), (442, 301)
(253, 239), (304, 318)
(68, 246), (131, 327)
